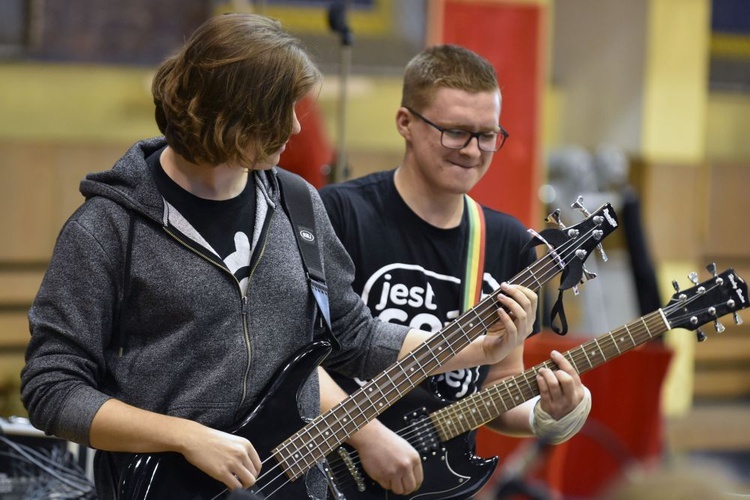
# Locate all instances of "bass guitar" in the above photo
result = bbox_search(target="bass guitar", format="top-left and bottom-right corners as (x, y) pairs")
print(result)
(326, 265), (748, 499)
(117, 203), (619, 499)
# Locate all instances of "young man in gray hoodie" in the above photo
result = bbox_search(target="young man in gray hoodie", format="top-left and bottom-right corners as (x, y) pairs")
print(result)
(20, 13), (537, 500)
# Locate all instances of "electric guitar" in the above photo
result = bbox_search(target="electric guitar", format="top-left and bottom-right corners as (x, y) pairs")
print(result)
(326, 265), (748, 499)
(116, 203), (619, 499)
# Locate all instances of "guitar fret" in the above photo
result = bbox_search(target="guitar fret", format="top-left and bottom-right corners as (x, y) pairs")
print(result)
(502, 381), (516, 409)
(288, 429), (315, 476)
(566, 349), (580, 373)
(588, 337), (603, 368)
(319, 418), (336, 448)
(641, 318), (653, 339)
(522, 369), (535, 395)
(526, 266), (543, 289)
(472, 307), (490, 331)
(523, 372), (537, 399)
(597, 333), (613, 361)
(338, 404), (355, 436)
(383, 372), (403, 400)
(622, 323), (637, 347)
(485, 388), (504, 415)
(423, 343), (442, 373)
(608, 330), (621, 355)
(444, 412), (458, 438)
(411, 355), (429, 378)
(441, 330), (459, 356)
(396, 363), (415, 390)
(366, 381), (387, 413)
(469, 398), (484, 426)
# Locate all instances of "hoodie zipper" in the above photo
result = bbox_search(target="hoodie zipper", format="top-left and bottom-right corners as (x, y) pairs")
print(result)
(162, 210), (274, 409)
(238, 210), (274, 408)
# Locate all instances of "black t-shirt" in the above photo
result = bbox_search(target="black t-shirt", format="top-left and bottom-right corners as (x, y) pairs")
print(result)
(320, 170), (537, 413)
(147, 147), (256, 288)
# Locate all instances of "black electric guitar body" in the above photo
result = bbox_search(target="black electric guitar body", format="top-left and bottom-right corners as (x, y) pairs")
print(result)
(327, 266), (749, 499)
(328, 400), (496, 500)
(118, 341), (333, 499)
(117, 202), (619, 500)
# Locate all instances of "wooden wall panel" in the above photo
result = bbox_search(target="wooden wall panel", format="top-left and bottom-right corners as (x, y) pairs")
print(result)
(0, 141), (131, 261)
(641, 162), (704, 261)
(704, 164), (750, 258)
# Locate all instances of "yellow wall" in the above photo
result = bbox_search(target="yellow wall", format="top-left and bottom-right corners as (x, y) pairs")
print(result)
(641, 0), (711, 165)
(2, 62), (750, 164)
(0, 63), (158, 142)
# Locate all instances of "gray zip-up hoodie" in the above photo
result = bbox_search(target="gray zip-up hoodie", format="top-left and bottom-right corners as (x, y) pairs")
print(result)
(20, 137), (409, 496)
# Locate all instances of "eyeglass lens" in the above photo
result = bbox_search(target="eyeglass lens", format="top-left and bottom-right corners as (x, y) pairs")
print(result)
(441, 130), (502, 152)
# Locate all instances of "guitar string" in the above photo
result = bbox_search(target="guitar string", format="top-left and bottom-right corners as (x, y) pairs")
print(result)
(254, 223), (610, 497)
(255, 226), (606, 497)
(402, 292), (720, 446)
(324, 313), (666, 483)
(326, 279), (733, 485)
(431, 291), (727, 441)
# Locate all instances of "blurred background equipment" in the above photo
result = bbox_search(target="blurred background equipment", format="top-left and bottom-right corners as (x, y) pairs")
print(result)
(0, 416), (95, 500)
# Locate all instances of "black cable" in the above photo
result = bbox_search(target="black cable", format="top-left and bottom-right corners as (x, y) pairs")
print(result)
(0, 435), (94, 494)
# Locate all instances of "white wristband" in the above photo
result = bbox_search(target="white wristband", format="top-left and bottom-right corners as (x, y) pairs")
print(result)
(528, 386), (592, 444)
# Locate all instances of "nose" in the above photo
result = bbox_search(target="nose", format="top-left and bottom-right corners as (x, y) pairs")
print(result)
(291, 110), (302, 135)
(459, 135), (483, 157)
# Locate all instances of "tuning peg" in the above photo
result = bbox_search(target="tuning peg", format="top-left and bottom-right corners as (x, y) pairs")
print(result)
(706, 306), (725, 333)
(545, 209), (565, 229)
(571, 196), (609, 262)
(696, 329), (707, 342)
(570, 196), (591, 217)
(582, 265), (597, 282)
(672, 280), (681, 293)
(706, 262), (717, 277)
(593, 237), (608, 262)
(688, 272), (699, 285)
(734, 312), (743, 326)
(577, 266), (597, 287)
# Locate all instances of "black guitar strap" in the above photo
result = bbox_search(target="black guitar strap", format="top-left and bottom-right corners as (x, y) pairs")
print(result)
(276, 168), (339, 351)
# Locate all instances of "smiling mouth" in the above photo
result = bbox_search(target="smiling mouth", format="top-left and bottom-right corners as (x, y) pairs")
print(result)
(450, 162), (476, 170)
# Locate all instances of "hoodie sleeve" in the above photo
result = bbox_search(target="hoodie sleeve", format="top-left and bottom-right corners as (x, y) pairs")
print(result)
(21, 204), (125, 446)
(308, 186), (409, 379)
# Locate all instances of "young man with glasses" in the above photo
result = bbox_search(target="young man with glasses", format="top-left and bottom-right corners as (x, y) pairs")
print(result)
(319, 45), (592, 496)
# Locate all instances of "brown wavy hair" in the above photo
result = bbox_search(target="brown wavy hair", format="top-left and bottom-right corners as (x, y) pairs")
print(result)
(152, 13), (322, 167)
(401, 44), (498, 112)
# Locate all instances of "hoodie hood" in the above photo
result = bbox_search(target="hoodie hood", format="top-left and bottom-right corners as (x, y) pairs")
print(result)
(78, 137), (281, 228)
(79, 137), (167, 225)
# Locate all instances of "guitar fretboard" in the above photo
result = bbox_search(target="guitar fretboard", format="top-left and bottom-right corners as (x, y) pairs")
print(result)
(430, 309), (670, 441)
(271, 251), (561, 480)
(267, 205), (616, 482)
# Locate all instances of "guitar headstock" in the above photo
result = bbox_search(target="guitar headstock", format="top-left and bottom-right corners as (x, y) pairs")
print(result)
(533, 201), (619, 291)
(664, 265), (748, 341)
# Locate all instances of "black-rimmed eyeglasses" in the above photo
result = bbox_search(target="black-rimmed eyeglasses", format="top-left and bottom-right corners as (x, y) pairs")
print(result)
(405, 106), (509, 152)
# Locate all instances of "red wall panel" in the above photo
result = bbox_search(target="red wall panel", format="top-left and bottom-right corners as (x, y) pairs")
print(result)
(436, 0), (545, 228)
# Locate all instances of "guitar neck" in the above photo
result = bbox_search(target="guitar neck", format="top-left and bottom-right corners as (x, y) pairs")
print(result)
(430, 309), (670, 442)
(272, 252), (568, 480)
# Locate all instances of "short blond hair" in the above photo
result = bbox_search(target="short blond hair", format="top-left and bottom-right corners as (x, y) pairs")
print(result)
(401, 44), (498, 112)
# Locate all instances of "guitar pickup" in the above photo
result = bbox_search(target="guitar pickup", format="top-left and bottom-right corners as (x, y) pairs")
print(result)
(404, 408), (442, 458)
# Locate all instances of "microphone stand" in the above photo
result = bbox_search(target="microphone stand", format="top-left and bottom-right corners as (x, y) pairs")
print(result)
(327, 0), (353, 184)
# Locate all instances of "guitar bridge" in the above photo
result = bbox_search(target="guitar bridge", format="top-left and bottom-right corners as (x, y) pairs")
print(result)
(337, 446), (366, 492)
